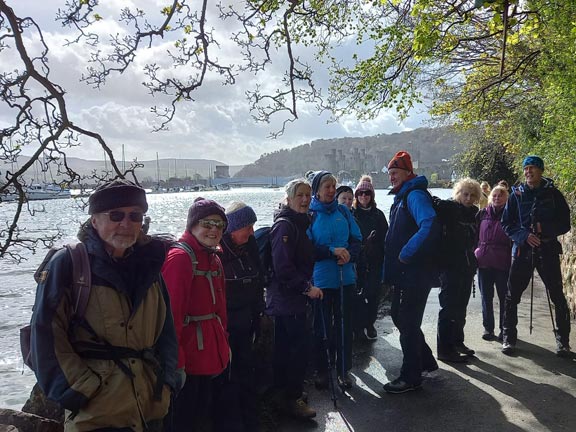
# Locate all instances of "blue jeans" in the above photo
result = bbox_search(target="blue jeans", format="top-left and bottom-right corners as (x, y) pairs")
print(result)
(477, 267), (508, 334)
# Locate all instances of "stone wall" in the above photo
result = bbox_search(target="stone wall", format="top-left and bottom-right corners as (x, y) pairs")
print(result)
(560, 228), (576, 317)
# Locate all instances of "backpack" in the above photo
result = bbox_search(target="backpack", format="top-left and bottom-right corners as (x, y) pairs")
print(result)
(403, 190), (476, 269)
(254, 217), (297, 288)
(20, 243), (91, 371)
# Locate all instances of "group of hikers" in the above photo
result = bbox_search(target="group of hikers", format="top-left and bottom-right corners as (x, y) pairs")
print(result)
(26, 151), (572, 432)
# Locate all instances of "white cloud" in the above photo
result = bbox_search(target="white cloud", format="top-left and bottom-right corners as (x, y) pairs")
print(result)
(2, 0), (429, 166)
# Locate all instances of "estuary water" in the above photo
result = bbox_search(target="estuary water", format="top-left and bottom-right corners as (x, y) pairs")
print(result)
(0, 186), (451, 409)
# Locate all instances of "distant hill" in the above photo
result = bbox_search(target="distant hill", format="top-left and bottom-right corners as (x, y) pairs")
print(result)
(235, 127), (464, 181)
(1, 157), (244, 184)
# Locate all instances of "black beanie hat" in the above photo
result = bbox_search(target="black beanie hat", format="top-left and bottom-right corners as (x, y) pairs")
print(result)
(336, 185), (353, 199)
(89, 179), (148, 214)
(186, 198), (227, 232)
(311, 170), (332, 197)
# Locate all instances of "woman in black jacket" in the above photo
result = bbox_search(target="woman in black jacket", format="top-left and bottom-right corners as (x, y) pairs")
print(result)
(216, 202), (263, 432)
(266, 179), (322, 420)
(352, 175), (388, 340)
(436, 178), (481, 363)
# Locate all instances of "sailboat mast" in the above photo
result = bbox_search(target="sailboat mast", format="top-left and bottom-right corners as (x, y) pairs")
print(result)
(156, 152), (160, 188)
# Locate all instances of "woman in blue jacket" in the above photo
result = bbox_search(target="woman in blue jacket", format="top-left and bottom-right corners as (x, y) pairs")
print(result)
(308, 171), (362, 390)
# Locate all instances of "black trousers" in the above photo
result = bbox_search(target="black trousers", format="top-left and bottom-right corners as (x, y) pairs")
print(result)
(165, 375), (213, 432)
(213, 323), (258, 432)
(314, 286), (353, 377)
(390, 280), (437, 385)
(272, 313), (309, 400)
(355, 262), (384, 329)
(503, 245), (571, 347)
(437, 269), (474, 355)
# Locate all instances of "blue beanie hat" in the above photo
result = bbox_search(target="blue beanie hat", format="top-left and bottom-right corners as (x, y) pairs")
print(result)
(522, 155), (544, 171)
(225, 203), (257, 233)
(311, 170), (332, 197)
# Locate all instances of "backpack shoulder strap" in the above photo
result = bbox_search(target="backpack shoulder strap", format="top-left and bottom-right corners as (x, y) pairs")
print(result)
(273, 217), (297, 234)
(65, 243), (91, 320)
(172, 241), (198, 274)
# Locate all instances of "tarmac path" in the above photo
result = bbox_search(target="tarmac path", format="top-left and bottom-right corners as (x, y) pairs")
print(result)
(276, 276), (576, 432)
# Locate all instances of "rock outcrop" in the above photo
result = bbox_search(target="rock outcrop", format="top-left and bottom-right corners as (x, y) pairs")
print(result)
(0, 409), (61, 432)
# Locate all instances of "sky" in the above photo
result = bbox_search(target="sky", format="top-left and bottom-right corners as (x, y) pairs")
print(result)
(1, 0), (429, 166)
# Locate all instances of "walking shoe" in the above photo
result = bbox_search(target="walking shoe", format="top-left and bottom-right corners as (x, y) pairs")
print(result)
(501, 341), (515, 355)
(556, 345), (573, 358)
(314, 371), (329, 389)
(365, 324), (378, 340)
(282, 398), (316, 419)
(337, 373), (354, 389)
(422, 363), (439, 374)
(455, 343), (475, 356)
(482, 330), (496, 341)
(438, 351), (468, 363)
(383, 378), (422, 394)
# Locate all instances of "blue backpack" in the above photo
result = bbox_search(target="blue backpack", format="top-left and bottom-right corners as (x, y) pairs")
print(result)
(254, 217), (297, 287)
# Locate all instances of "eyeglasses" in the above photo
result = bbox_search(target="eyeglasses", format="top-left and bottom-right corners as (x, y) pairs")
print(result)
(358, 191), (372, 196)
(198, 219), (226, 230)
(102, 211), (145, 223)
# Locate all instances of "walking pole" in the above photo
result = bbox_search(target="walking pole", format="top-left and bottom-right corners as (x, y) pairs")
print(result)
(339, 264), (347, 393)
(317, 299), (338, 409)
(529, 246), (535, 335)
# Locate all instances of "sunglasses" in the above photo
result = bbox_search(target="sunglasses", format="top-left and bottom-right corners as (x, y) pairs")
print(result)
(358, 190), (372, 196)
(198, 219), (226, 230)
(102, 211), (145, 223)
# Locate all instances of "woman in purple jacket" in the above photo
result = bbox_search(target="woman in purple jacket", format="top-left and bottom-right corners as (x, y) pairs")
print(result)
(475, 185), (512, 342)
(266, 179), (323, 420)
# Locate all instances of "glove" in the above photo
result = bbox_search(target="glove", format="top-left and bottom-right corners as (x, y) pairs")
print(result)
(175, 368), (187, 393)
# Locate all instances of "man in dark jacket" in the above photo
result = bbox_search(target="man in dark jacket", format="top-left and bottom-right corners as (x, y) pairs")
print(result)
(501, 156), (572, 357)
(30, 179), (179, 432)
(383, 151), (440, 394)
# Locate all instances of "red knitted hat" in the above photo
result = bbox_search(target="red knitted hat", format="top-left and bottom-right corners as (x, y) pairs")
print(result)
(387, 151), (413, 172)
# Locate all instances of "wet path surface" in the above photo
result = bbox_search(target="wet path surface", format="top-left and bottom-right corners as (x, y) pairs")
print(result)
(275, 280), (576, 432)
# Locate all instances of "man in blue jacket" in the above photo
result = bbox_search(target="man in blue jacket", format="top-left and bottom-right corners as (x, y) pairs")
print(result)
(384, 151), (440, 394)
(501, 156), (572, 357)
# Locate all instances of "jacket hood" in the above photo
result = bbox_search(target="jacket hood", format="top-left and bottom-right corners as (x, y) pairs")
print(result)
(513, 176), (556, 195)
(390, 175), (429, 202)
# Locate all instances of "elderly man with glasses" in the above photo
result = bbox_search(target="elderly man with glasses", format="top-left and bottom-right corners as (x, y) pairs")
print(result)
(30, 179), (180, 432)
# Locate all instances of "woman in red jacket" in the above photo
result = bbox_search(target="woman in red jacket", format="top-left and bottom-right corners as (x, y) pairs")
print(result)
(162, 198), (230, 432)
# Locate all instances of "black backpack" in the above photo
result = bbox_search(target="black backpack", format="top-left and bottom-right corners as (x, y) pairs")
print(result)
(402, 190), (454, 268)
(254, 217), (297, 288)
(20, 243), (91, 371)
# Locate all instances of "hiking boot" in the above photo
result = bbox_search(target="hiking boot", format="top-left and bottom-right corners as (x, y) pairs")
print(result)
(455, 343), (475, 356)
(422, 362), (439, 374)
(482, 330), (496, 341)
(383, 378), (422, 394)
(502, 341), (515, 355)
(282, 398), (316, 419)
(314, 371), (329, 390)
(365, 324), (378, 340)
(556, 344), (573, 358)
(438, 351), (468, 363)
(337, 373), (354, 389)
